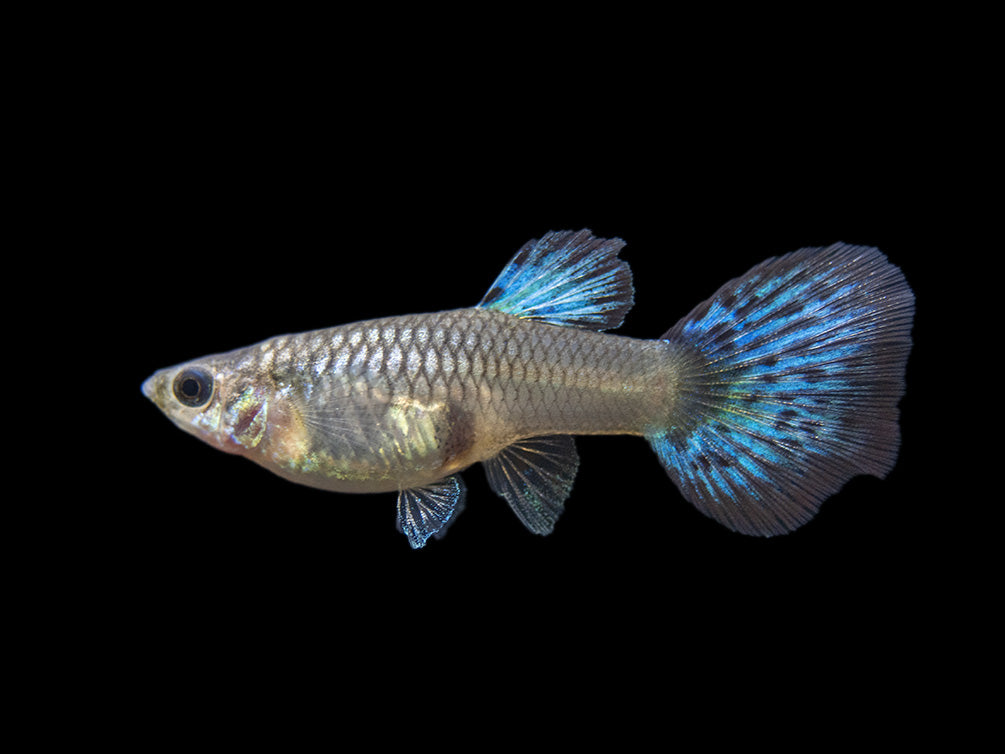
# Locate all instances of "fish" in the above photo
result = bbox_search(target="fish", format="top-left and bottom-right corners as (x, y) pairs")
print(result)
(142, 230), (914, 548)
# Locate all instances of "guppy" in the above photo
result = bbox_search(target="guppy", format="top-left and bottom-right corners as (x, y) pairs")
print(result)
(143, 230), (914, 548)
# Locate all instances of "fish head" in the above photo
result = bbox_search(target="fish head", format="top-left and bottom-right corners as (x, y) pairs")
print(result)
(142, 354), (270, 457)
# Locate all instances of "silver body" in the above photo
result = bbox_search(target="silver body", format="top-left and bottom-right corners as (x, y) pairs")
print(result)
(219, 307), (678, 493)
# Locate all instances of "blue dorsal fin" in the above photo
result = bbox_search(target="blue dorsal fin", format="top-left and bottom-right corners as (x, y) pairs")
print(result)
(477, 229), (634, 331)
(396, 475), (466, 548)
(482, 435), (580, 535)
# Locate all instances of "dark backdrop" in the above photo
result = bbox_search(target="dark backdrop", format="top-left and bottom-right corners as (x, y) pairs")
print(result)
(105, 69), (946, 712)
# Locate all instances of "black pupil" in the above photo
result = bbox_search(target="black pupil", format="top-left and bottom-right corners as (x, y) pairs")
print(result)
(173, 369), (212, 407)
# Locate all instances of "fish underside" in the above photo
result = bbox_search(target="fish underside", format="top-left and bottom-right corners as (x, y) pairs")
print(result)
(143, 230), (915, 548)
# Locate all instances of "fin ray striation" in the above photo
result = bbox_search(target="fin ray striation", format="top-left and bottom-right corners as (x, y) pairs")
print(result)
(396, 475), (467, 548)
(478, 229), (634, 331)
(651, 243), (915, 536)
(483, 435), (580, 535)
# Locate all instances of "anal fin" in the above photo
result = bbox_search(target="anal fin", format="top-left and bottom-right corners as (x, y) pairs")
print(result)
(396, 475), (467, 549)
(483, 436), (580, 535)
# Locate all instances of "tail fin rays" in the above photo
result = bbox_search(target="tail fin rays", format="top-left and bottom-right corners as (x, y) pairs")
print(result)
(650, 243), (914, 536)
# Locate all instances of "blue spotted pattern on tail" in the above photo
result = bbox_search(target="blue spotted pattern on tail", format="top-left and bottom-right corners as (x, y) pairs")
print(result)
(649, 243), (914, 536)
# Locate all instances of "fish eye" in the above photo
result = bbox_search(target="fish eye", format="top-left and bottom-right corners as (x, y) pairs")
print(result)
(173, 368), (214, 407)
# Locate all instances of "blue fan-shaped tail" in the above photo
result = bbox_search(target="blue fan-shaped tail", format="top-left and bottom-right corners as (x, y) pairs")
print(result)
(648, 243), (914, 536)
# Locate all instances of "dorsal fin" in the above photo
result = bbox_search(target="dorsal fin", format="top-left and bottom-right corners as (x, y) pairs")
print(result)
(477, 229), (634, 331)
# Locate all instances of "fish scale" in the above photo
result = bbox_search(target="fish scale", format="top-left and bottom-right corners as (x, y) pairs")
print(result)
(144, 229), (913, 548)
(269, 309), (671, 442)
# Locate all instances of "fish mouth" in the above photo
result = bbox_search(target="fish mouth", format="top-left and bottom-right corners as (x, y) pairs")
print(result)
(142, 371), (169, 404)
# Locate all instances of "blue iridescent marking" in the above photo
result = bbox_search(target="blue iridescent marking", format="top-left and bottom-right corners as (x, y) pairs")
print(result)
(478, 229), (634, 331)
(651, 242), (914, 536)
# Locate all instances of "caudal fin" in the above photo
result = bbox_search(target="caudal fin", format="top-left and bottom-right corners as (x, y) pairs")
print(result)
(648, 243), (914, 536)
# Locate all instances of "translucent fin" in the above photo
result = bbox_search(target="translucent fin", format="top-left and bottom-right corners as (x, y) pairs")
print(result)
(477, 229), (634, 331)
(396, 475), (467, 548)
(650, 243), (915, 536)
(482, 436), (580, 535)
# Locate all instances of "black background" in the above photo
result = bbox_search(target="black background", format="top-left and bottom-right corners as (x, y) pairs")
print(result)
(125, 155), (937, 620)
(68, 35), (961, 734)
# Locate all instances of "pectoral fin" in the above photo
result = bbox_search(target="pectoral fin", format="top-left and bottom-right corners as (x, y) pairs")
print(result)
(483, 436), (580, 535)
(396, 475), (467, 549)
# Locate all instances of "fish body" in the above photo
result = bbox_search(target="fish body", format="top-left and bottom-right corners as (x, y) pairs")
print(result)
(144, 230), (914, 547)
(146, 309), (672, 490)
